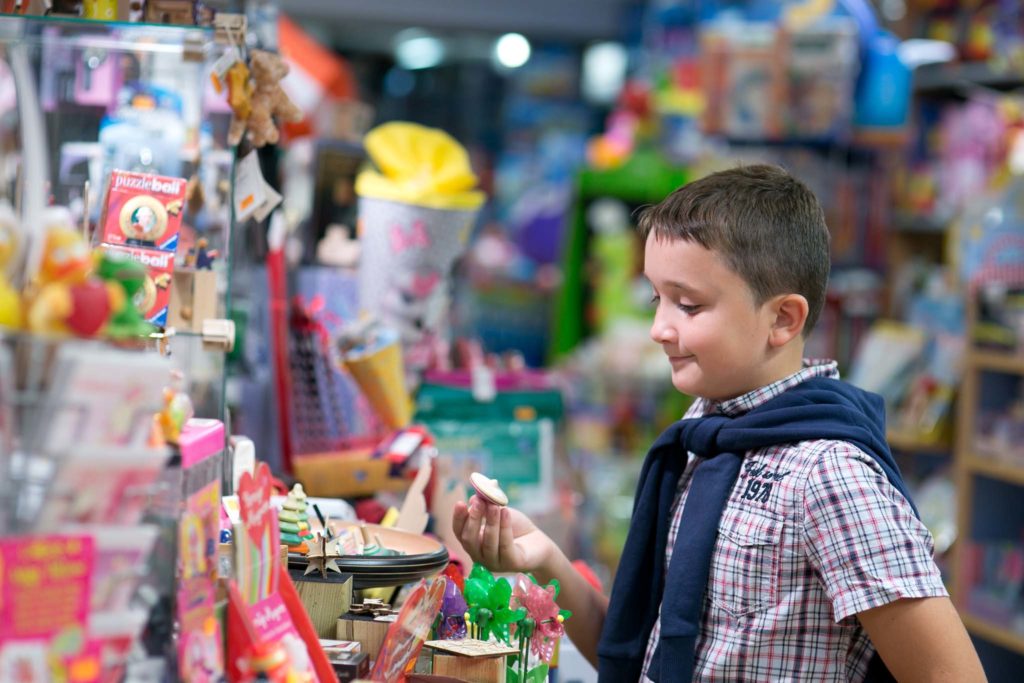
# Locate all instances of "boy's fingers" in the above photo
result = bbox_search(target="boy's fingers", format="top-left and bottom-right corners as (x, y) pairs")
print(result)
(452, 501), (469, 539)
(481, 502), (501, 564)
(460, 497), (485, 555)
(497, 507), (515, 567)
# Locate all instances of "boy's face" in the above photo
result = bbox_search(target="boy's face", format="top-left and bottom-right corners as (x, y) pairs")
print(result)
(644, 233), (779, 402)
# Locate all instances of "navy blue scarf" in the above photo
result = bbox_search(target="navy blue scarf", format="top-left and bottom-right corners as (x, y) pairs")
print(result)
(597, 377), (914, 682)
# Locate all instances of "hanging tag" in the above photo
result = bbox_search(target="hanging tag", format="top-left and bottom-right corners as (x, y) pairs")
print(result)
(233, 151), (266, 223)
(251, 179), (282, 223)
(209, 45), (241, 93)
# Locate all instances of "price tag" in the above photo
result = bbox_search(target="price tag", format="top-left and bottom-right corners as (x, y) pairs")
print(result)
(209, 46), (241, 93)
(233, 151), (266, 223)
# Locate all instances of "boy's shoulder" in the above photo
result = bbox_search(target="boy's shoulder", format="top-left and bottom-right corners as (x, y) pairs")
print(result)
(789, 438), (913, 516)
(735, 436), (900, 523)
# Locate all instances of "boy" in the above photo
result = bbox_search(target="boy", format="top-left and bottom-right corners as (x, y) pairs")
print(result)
(453, 165), (984, 682)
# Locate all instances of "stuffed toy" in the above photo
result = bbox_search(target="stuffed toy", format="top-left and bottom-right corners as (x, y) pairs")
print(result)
(227, 49), (303, 148)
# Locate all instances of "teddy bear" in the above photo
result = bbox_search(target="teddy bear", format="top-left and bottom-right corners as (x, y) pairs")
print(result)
(228, 49), (303, 148)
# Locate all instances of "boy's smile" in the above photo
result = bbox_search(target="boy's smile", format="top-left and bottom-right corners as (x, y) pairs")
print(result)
(644, 233), (802, 402)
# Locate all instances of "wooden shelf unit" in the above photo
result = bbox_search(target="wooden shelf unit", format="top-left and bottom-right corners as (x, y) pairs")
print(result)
(960, 614), (1024, 657)
(963, 455), (1024, 488)
(954, 296), (1024, 658)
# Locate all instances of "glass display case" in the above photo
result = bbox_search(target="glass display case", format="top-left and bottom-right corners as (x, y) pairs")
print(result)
(0, 13), (236, 421)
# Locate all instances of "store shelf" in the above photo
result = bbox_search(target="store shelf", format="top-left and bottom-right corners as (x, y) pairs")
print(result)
(887, 430), (950, 453)
(891, 212), (948, 235)
(914, 62), (1024, 96)
(964, 455), (1024, 487)
(968, 349), (1024, 375)
(962, 613), (1024, 656)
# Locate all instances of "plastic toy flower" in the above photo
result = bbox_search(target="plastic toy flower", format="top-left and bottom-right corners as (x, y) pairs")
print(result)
(463, 564), (525, 643)
(510, 573), (571, 663)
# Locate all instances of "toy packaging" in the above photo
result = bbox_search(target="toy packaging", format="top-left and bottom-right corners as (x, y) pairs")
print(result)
(100, 244), (174, 327)
(99, 170), (187, 252)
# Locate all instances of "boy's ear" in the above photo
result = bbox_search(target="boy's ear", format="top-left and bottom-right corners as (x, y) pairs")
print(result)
(767, 294), (809, 348)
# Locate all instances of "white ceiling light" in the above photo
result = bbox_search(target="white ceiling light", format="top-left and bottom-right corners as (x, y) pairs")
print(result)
(494, 32), (531, 69)
(582, 41), (627, 104)
(394, 28), (445, 70)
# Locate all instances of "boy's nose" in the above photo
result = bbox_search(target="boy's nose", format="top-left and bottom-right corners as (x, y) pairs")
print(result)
(650, 315), (677, 345)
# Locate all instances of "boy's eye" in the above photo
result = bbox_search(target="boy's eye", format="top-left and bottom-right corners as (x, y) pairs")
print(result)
(650, 294), (661, 305)
(678, 304), (701, 314)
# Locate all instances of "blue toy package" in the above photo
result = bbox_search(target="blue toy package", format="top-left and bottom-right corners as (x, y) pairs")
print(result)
(853, 30), (912, 130)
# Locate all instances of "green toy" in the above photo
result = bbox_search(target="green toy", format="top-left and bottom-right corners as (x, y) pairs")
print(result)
(94, 251), (154, 338)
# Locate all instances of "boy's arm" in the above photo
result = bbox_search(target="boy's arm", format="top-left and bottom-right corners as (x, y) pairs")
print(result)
(453, 498), (609, 666)
(858, 597), (986, 682)
(802, 444), (984, 680)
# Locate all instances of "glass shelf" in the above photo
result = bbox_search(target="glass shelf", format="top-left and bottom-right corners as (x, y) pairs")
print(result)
(0, 12), (216, 54)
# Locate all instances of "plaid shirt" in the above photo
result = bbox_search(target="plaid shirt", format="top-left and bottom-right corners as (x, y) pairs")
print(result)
(639, 360), (947, 682)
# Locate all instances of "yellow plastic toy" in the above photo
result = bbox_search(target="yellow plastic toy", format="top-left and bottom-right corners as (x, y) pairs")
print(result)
(0, 210), (20, 330)
(26, 227), (96, 335)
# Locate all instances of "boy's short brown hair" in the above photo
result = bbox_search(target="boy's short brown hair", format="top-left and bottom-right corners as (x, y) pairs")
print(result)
(637, 164), (830, 336)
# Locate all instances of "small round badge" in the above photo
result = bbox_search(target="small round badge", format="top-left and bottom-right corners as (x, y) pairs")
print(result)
(120, 195), (169, 242)
(470, 472), (508, 507)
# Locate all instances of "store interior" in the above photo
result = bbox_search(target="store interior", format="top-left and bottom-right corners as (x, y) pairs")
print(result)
(1, 0), (1024, 681)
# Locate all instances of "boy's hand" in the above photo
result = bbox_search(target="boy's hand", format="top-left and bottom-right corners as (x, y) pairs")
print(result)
(452, 496), (554, 573)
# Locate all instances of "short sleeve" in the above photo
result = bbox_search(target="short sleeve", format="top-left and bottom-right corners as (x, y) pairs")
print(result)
(801, 444), (948, 622)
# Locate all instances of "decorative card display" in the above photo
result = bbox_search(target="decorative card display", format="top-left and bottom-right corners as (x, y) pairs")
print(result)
(0, 535), (99, 683)
(234, 463), (319, 681)
(370, 577), (446, 682)
(40, 345), (171, 455)
(33, 447), (167, 530)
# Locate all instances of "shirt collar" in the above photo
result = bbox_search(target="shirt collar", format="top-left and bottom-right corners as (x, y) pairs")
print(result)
(692, 358), (840, 418)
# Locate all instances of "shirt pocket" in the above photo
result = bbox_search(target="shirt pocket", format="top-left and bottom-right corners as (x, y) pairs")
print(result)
(709, 506), (784, 617)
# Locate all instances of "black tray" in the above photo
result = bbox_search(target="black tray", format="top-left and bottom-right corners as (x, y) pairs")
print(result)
(287, 523), (449, 589)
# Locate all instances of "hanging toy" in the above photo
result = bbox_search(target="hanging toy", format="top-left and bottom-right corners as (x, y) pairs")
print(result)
(227, 49), (303, 148)
(226, 60), (254, 146)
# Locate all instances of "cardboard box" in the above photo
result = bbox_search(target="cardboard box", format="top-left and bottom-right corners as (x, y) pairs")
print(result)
(293, 450), (409, 498)
(290, 570), (354, 639)
(336, 613), (392, 662)
(101, 244), (174, 327)
(330, 651), (369, 681)
(100, 170), (187, 252)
